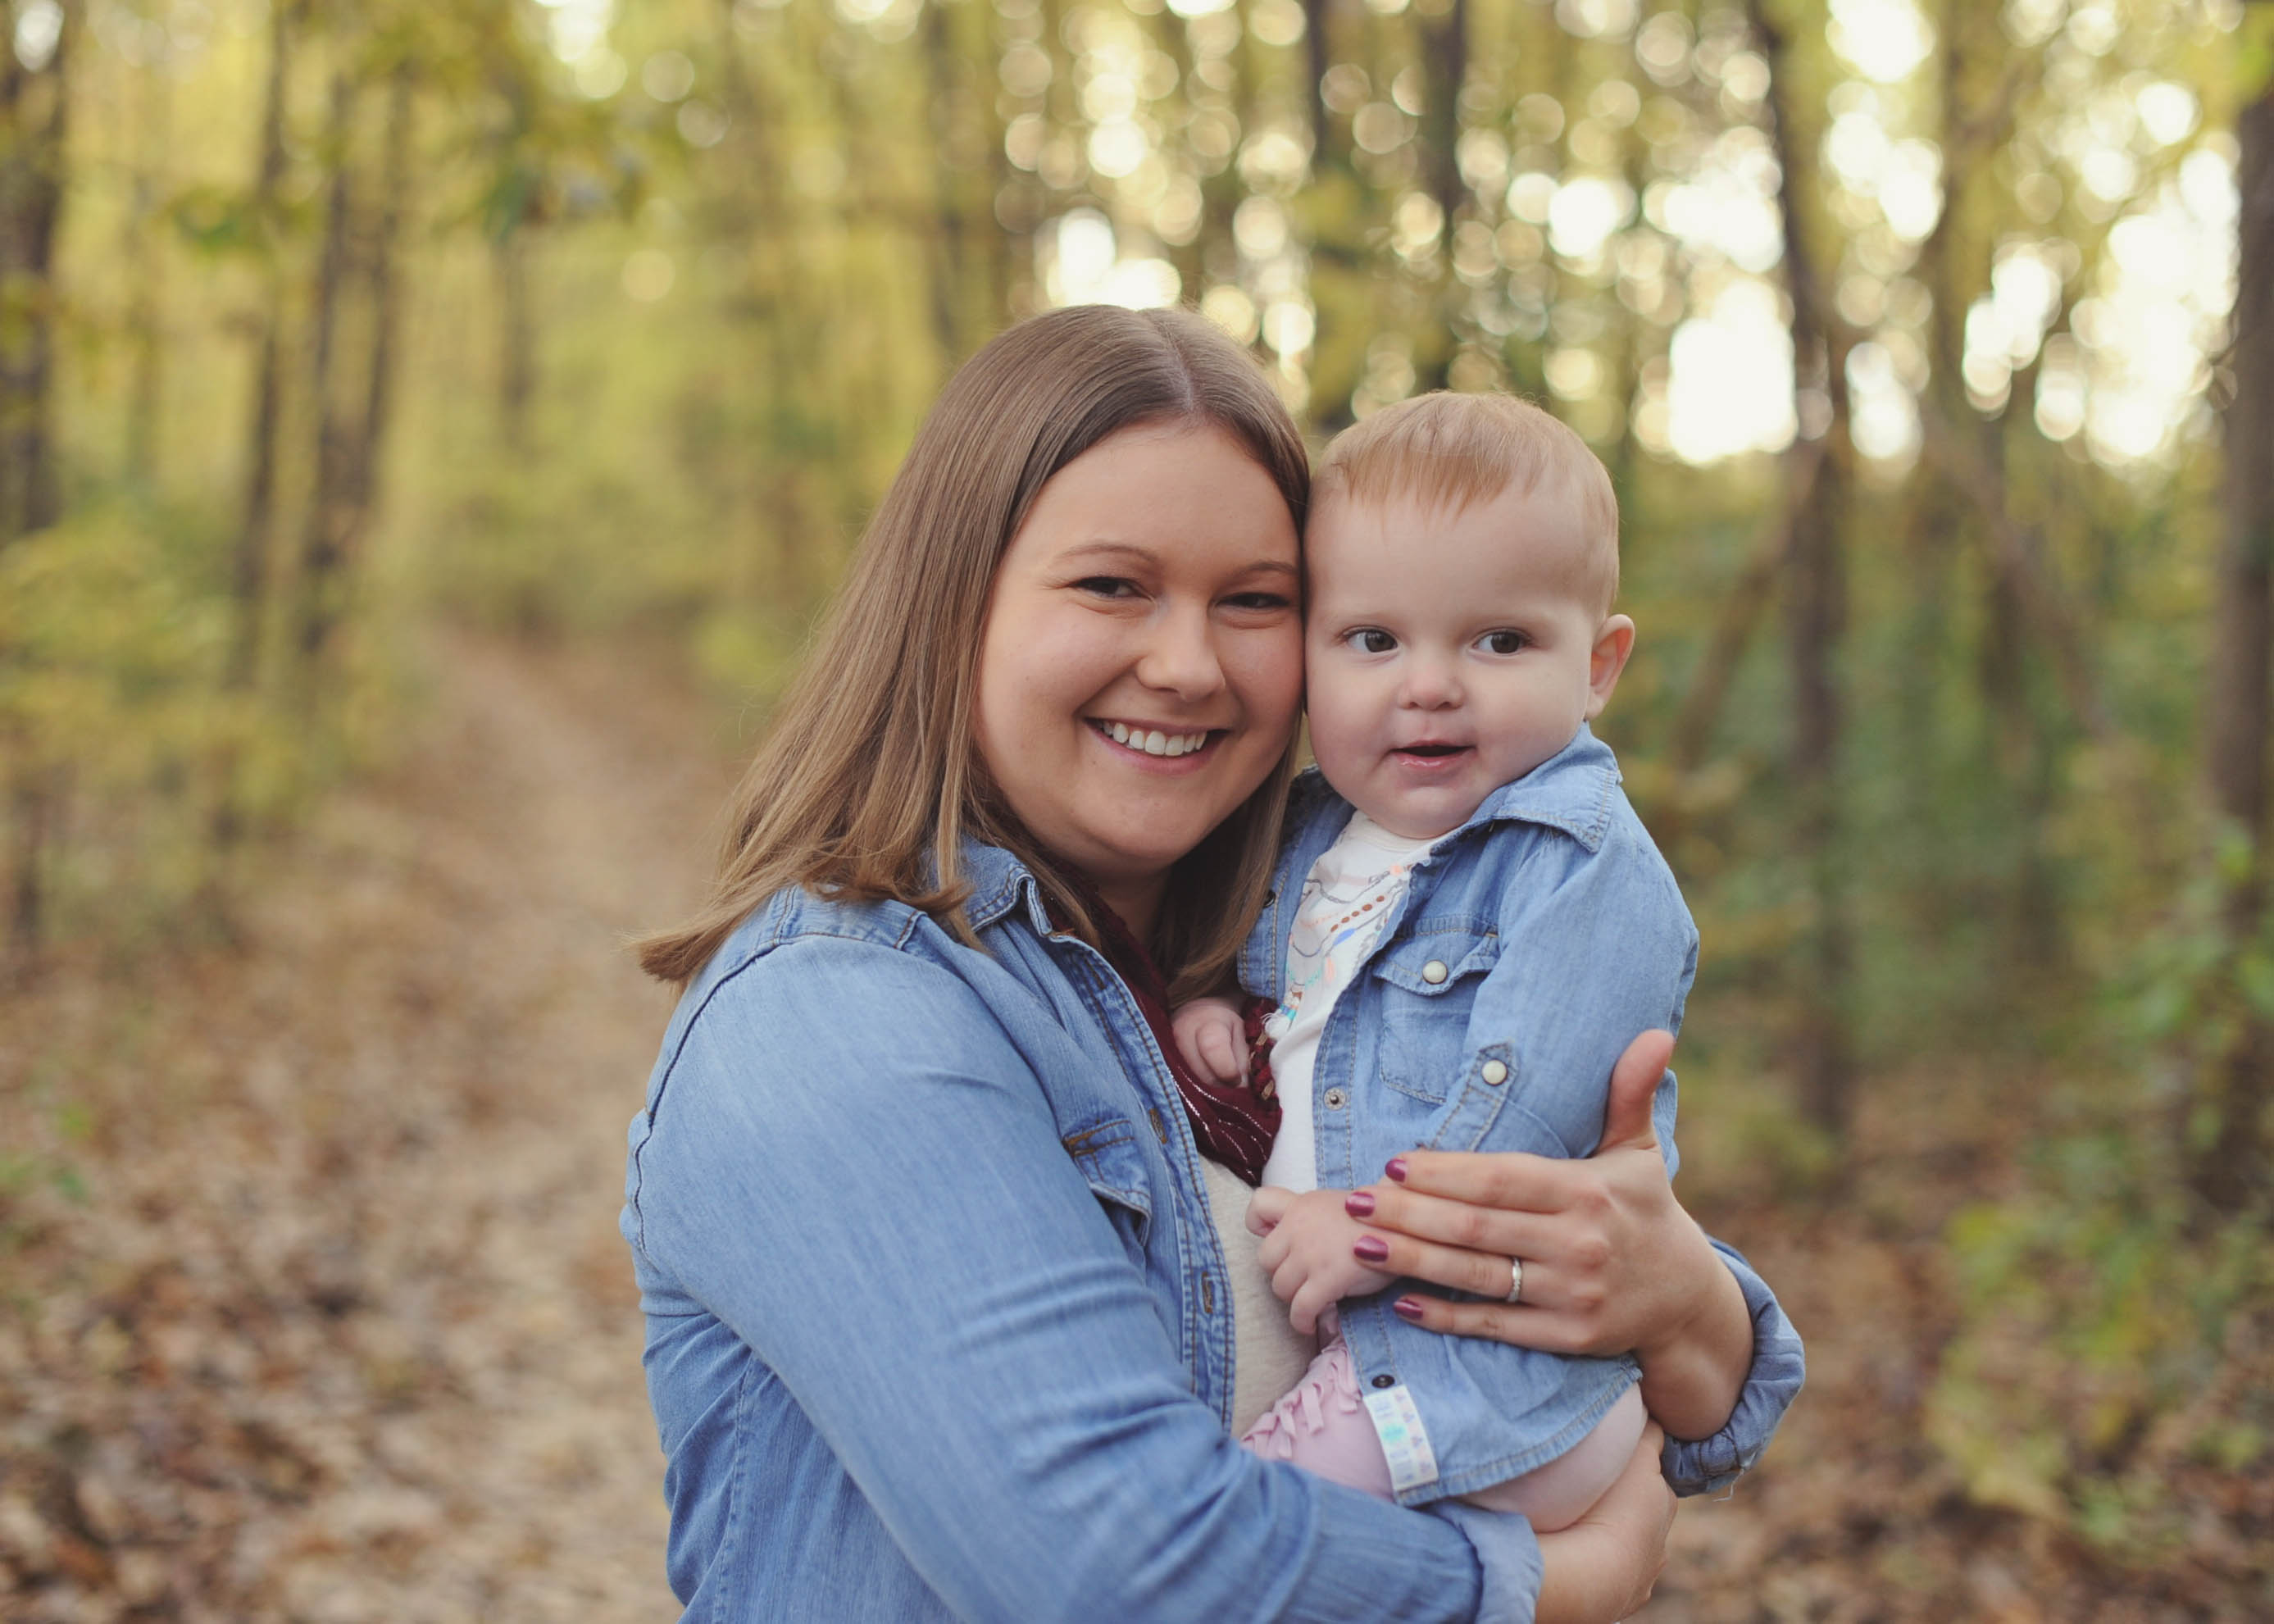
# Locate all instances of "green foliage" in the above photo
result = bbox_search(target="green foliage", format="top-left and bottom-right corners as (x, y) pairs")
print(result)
(1931, 1126), (2272, 1557)
(0, 501), (294, 944)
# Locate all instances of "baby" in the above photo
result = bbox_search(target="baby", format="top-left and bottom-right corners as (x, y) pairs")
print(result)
(1174, 389), (1693, 1529)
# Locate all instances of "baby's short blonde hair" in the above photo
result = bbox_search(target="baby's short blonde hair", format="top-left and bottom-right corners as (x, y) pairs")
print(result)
(1313, 391), (1621, 614)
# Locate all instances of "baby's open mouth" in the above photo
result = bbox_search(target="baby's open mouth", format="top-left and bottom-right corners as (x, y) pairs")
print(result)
(1397, 744), (1469, 758)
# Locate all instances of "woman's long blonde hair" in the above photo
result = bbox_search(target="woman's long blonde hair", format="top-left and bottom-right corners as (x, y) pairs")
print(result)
(637, 306), (1309, 997)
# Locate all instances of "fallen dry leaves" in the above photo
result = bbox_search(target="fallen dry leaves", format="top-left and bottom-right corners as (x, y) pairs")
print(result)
(1, 633), (727, 1622)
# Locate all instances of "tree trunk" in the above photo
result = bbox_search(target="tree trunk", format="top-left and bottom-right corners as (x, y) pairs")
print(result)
(300, 66), (410, 673)
(1410, 0), (1467, 394)
(0, 0), (70, 543)
(125, 52), (168, 487)
(1750, 0), (1856, 1140)
(294, 71), (358, 673)
(495, 231), (534, 453)
(922, 0), (983, 366)
(2194, 80), (2274, 1215)
(0, 0), (71, 972)
(230, 0), (295, 693)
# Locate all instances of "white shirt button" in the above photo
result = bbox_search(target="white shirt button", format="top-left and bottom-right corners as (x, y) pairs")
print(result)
(1421, 960), (1449, 984)
(1480, 1060), (1508, 1085)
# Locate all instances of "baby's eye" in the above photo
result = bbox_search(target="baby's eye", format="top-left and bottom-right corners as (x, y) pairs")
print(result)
(1476, 630), (1530, 655)
(1345, 628), (1399, 654)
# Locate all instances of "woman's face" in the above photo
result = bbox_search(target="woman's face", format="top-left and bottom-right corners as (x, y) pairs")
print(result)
(973, 421), (1303, 922)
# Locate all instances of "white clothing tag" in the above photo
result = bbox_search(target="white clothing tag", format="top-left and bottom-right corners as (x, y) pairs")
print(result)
(1362, 1383), (1440, 1494)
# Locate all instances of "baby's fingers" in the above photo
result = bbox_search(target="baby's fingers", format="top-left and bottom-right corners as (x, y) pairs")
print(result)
(1289, 1278), (1335, 1335)
(1198, 1022), (1248, 1083)
(1246, 1185), (1294, 1236)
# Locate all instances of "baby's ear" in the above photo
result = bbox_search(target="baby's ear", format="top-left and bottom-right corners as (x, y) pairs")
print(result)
(1585, 615), (1636, 717)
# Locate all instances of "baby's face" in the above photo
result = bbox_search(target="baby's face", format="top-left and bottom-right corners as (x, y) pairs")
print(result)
(1303, 480), (1629, 840)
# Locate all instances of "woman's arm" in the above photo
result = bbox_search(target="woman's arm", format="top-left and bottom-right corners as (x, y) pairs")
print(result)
(1349, 1031), (1802, 1485)
(628, 936), (1522, 1622)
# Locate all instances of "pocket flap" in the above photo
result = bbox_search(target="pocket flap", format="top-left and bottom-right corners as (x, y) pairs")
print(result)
(1061, 1117), (1154, 1221)
(1371, 933), (1499, 997)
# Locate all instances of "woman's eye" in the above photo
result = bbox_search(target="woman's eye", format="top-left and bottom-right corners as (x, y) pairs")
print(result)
(1223, 591), (1294, 613)
(1348, 629), (1398, 654)
(1478, 630), (1529, 655)
(1073, 575), (1139, 599)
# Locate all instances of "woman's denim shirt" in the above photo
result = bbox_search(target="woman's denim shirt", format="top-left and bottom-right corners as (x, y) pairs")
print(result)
(621, 844), (1553, 1622)
(1239, 726), (1806, 1505)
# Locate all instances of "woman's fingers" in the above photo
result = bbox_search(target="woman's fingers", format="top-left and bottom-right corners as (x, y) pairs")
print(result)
(1389, 1290), (1591, 1356)
(1380, 1147), (1585, 1214)
(1350, 1180), (1563, 1262)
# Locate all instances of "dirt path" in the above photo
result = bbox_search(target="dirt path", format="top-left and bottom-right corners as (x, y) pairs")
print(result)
(1, 633), (733, 1622)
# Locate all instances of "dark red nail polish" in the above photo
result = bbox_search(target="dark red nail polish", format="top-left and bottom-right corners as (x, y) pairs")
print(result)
(1385, 1157), (1408, 1182)
(1353, 1235), (1389, 1263)
(1344, 1190), (1376, 1217)
(1393, 1297), (1426, 1321)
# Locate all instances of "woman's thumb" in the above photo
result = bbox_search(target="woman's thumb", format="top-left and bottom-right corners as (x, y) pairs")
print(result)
(1598, 1028), (1675, 1153)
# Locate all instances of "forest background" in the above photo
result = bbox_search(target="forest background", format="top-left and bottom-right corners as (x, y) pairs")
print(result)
(2, 0), (2272, 1617)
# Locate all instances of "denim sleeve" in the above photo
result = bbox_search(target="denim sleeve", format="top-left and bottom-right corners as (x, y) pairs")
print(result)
(1658, 1239), (1806, 1497)
(626, 936), (1503, 1624)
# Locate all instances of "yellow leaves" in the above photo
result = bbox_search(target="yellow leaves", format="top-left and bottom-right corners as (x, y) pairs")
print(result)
(0, 507), (233, 785)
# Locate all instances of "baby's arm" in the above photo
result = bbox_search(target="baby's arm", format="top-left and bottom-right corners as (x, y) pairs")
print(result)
(1249, 1185), (1397, 1333)
(1171, 994), (1248, 1084)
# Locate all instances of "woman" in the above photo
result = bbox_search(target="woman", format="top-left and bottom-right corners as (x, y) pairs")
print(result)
(624, 306), (1799, 1622)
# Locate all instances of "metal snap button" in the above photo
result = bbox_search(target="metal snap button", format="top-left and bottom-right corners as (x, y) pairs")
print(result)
(1480, 1060), (1508, 1086)
(1421, 959), (1449, 984)
(1371, 1374), (1395, 1389)
(1323, 1087), (1348, 1109)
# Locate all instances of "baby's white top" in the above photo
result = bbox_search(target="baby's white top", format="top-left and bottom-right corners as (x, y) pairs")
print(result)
(1261, 812), (1441, 1192)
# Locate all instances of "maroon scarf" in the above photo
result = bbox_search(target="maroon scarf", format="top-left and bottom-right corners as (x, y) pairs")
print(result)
(1074, 893), (1280, 1186)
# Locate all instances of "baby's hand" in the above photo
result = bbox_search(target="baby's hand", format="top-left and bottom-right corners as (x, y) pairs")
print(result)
(1248, 1186), (1398, 1334)
(1171, 995), (1248, 1085)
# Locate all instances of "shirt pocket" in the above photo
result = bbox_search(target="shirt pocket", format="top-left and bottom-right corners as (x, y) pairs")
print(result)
(1368, 929), (1500, 1107)
(1060, 1117), (1154, 1249)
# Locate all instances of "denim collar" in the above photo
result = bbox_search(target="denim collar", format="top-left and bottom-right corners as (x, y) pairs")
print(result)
(1431, 721), (1622, 855)
(956, 839), (1060, 936)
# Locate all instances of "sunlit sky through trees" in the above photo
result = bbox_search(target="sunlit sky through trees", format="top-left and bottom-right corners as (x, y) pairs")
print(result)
(511, 0), (2241, 471)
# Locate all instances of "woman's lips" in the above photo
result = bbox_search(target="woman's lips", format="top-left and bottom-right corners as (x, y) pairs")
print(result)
(1089, 719), (1222, 765)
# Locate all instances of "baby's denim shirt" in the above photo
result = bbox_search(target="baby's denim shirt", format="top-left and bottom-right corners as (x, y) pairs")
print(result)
(1239, 725), (1805, 1504)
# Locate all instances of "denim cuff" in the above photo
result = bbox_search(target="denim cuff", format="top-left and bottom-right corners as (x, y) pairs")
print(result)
(1658, 1239), (1807, 1497)
(1428, 1500), (1542, 1624)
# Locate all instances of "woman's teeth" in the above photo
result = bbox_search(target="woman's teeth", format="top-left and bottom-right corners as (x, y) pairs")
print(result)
(1099, 721), (1210, 757)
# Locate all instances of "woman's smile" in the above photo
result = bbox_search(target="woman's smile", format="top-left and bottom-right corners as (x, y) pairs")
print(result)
(1088, 719), (1222, 762)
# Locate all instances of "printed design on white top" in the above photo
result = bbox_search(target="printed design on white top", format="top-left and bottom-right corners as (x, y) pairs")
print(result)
(1260, 813), (1440, 1193)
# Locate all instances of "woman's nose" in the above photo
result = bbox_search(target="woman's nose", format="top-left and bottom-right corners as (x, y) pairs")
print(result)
(1134, 604), (1228, 700)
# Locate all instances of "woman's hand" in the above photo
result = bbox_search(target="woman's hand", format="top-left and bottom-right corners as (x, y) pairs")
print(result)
(1347, 1030), (1753, 1440)
(1531, 1423), (1676, 1624)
